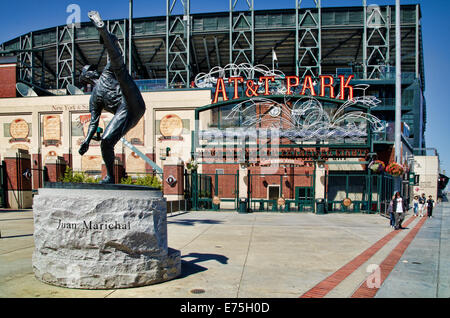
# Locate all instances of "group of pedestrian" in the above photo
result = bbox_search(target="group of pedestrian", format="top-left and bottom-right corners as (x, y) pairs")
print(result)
(388, 192), (435, 230)
(412, 193), (435, 218)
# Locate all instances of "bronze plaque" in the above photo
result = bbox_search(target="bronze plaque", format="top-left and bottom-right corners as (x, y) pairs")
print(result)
(159, 114), (183, 137)
(10, 118), (29, 140)
(126, 118), (144, 145)
(126, 152), (146, 173)
(343, 198), (352, 207)
(43, 115), (61, 146)
(44, 151), (58, 164)
(213, 196), (221, 205)
(81, 155), (102, 174)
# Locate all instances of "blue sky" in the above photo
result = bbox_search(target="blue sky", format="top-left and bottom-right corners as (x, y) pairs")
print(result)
(0, 0), (449, 177)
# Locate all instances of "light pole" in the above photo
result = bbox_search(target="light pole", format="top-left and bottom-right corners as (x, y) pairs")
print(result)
(129, 0), (133, 76)
(395, 0), (402, 192)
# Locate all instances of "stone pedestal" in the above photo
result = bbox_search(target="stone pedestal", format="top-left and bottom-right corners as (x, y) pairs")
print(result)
(32, 183), (181, 290)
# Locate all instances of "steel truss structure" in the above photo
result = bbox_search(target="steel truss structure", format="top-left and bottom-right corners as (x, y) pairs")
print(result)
(0, 1), (423, 90)
(230, 0), (254, 67)
(363, 1), (390, 80)
(166, 0), (191, 88)
(296, 0), (321, 78)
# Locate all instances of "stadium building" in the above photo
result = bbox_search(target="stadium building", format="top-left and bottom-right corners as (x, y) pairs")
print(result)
(0, 1), (427, 213)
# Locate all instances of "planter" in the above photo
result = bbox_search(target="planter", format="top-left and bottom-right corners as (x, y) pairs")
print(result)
(368, 160), (386, 174)
(386, 162), (405, 177)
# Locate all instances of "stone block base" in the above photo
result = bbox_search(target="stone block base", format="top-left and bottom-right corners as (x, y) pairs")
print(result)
(32, 183), (181, 289)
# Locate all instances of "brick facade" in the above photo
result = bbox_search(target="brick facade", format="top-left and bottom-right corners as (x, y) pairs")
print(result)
(163, 163), (185, 196)
(0, 63), (16, 98)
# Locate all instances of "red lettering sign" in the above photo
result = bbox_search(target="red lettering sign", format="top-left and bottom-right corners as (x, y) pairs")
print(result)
(212, 78), (229, 104)
(211, 74), (354, 103)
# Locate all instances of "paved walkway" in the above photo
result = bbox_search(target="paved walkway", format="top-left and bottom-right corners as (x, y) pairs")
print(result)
(0, 203), (448, 298)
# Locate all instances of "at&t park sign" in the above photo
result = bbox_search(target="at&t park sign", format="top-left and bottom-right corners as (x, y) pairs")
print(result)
(212, 74), (355, 104)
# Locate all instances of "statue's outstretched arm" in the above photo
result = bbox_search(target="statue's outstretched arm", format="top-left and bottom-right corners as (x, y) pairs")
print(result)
(79, 96), (101, 156)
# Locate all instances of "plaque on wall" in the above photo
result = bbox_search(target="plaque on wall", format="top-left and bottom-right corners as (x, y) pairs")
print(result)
(213, 196), (221, 205)
(43, 115), (61, 147)
(9, 118), (30, 143)
(126, 118), (144, 145)
(126, 152), (146, 173)
(81, 155), (102, 174)
(159, 114), (183, 141)
(343, 198), (352, 207)
(44, 151), (58, 164)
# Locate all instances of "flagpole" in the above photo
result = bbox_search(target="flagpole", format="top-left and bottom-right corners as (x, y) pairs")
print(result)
(395, 0), (402, 192)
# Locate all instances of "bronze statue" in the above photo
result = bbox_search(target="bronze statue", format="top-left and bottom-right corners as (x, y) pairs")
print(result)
(79, 11), (146, 184)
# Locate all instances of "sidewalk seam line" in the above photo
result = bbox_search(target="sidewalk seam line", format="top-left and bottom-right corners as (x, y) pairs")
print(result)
(179, 223), (216, 251)
(236, 215), (256, 298)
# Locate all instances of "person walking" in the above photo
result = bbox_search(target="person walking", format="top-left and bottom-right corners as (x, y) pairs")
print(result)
(388, 195), (395, 228)
(393, 192), (407, 230)
(418, 193), (426, 217)
(426, 195), (435, 218)
(413, 195), (419, 216)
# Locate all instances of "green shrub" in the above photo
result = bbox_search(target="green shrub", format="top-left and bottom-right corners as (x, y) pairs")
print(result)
(60, 167), (99, 184)
(120, 175), (162, 190)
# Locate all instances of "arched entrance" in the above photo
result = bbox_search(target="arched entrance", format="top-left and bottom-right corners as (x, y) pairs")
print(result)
(189, 93), (386, 213)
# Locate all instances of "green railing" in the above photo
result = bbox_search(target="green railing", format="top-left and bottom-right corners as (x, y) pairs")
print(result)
(250, 199), (314, 213)
(326, 172), (394, 214)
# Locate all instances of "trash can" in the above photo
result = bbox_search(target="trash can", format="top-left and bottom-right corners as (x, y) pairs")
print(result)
(316, 199), (325, 214)
(239, 198), (248, 214)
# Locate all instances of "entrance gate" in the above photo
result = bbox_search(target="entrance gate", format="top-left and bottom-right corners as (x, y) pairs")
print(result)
(249, 172), (315, 213)
(326, 172), (394, 214)
(190, 170), (239, 211)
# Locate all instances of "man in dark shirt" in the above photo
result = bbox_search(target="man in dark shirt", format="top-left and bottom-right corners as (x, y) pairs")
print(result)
(427, 195), (435, 218)
(79, 11), (146, 184)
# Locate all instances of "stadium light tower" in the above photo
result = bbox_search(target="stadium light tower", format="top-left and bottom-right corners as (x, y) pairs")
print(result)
(395, 0), (402, 192)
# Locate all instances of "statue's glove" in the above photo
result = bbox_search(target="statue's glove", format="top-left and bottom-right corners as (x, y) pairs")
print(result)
(79, 141), (90, 156)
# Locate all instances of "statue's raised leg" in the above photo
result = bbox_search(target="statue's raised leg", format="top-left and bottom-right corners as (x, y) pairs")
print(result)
(88, 11), (145, 120)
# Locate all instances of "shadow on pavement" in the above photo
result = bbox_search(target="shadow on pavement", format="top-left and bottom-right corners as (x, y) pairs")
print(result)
(0, 234), (33, 239)
(168, 219), (223, 226)
(0, 210), (32, 214)
(179, 252), (229, 279)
